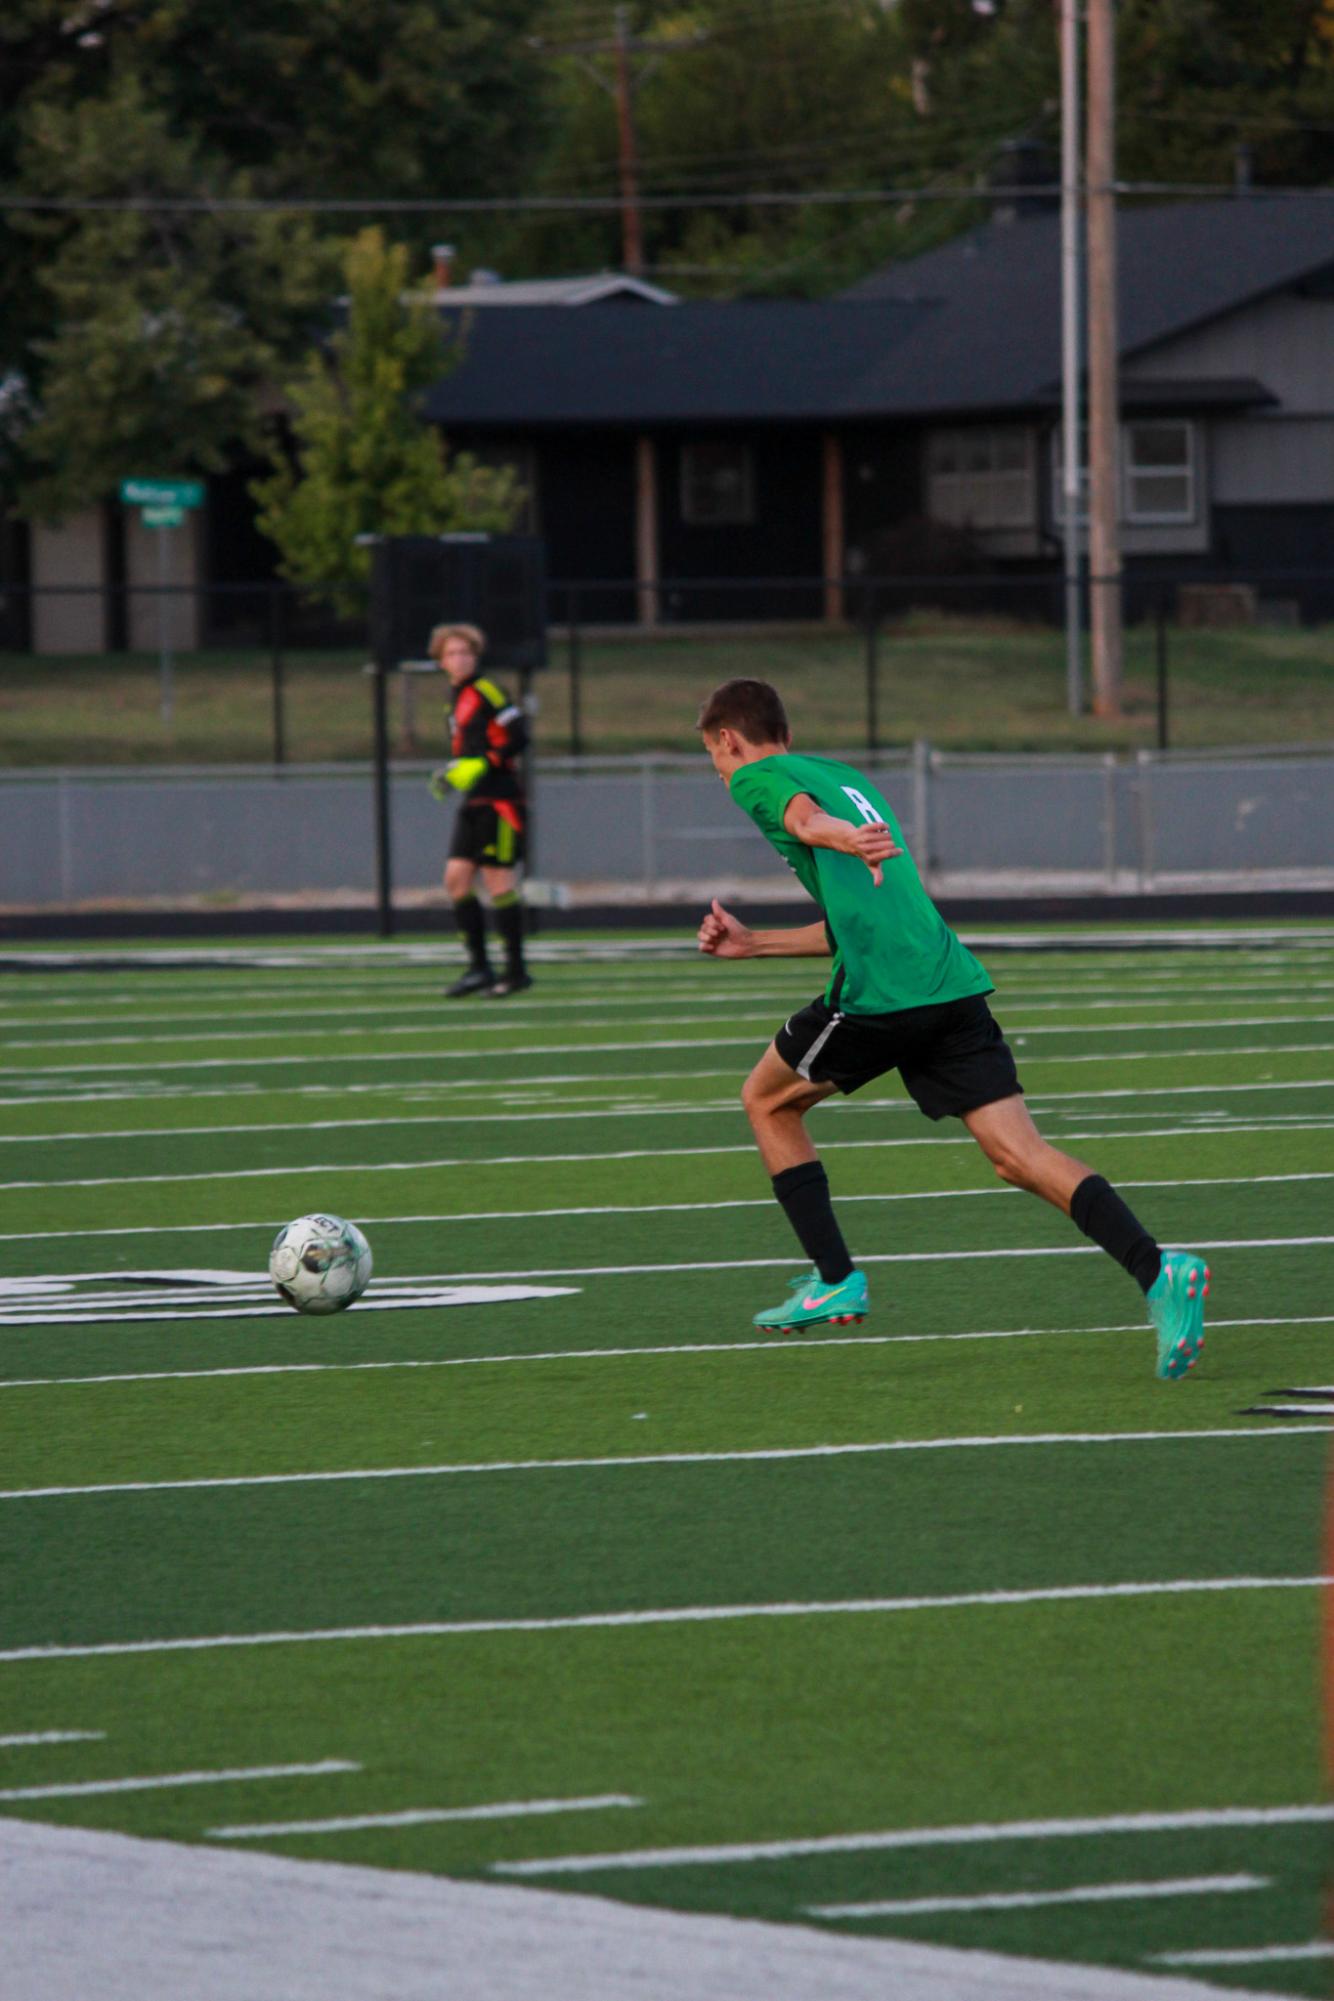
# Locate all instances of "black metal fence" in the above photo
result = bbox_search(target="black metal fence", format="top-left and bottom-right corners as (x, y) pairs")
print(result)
(2, 569), (1330, 768)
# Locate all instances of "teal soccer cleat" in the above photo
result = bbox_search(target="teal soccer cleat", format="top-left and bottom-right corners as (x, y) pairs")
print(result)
(753, 1267), (869, 1333)
(1147, 1249), (1210, 1380)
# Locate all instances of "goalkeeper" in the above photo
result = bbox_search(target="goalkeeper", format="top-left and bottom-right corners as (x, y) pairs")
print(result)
(429, 623), (532, 998)
(696, 677), (1208, 1381)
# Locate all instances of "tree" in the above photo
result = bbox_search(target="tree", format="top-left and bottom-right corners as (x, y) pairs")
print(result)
(251, 227), (525, 613)
(14, 72), (336, 520)
(1, 1), (547, 511)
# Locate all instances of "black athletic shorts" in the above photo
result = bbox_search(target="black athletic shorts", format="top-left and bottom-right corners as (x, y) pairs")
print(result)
(773, 991), (1023, 1121)
(448, 801), (526, 868)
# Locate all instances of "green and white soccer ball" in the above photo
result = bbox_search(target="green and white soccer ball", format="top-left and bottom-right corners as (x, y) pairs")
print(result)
(269, 1213), (373, 1314)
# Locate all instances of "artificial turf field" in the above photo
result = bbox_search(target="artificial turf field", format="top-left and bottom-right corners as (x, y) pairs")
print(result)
(1, 923), (1332, 1996)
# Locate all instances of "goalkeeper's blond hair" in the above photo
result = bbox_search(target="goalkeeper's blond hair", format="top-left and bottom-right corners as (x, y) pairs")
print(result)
(428, 623), (486, 662)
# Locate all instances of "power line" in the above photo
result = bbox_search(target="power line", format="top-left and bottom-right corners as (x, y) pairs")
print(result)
(3, 180), (1331, 217)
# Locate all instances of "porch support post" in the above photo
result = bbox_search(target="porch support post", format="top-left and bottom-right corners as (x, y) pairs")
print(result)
(634, 434), (659, 626)
(821, 431), (845, 624)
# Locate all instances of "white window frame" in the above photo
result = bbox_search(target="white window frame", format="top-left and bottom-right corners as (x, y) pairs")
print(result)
(926, 427), (1036, 532)
(1122, 419), (1196, 526)
(679, 441), (756, 527)
(1050, 420), (1197, 528)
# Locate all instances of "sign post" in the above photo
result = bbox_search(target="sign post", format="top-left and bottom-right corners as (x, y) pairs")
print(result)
(119, 478), (205, 723)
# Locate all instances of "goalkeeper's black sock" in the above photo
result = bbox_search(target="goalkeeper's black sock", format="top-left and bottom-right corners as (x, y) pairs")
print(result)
(451, 894), (491, 973)
(1070, 1173), (1162, 1294)
(771, 1161), (854, 1286)
(492, 891), (526, 977)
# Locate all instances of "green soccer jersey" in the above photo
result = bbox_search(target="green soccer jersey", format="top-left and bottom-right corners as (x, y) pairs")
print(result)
(728, 751), (993, 1016)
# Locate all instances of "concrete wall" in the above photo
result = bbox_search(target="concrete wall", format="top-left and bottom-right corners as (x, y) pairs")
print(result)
(3, 752), (1332, 907)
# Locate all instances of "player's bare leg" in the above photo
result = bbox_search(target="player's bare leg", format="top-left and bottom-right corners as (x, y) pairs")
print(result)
(963, 1093), (1208, 1379)
(962, 1094), (1093, 1213)
(742, 1044), (868, 1331)
(444, 856), (494, 996)
(740, 1042), (837, 1174)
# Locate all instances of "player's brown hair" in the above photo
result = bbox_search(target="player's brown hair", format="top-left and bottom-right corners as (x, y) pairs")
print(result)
(696, 678), (791, 745)
(428, 622), (486, 663)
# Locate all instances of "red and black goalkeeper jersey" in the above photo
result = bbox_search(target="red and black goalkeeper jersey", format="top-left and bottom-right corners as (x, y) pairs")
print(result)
(448, 673), (528, 806)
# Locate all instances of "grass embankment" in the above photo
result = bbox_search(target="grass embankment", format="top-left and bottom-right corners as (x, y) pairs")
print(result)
(2, 615), (1332, 764)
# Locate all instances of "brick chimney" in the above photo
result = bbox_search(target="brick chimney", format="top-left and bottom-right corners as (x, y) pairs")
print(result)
(432, 243), (457, 290)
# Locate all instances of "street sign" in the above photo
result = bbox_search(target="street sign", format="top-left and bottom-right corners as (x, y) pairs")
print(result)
(119, 476), (204, 510)
(141, 504), (186, 529)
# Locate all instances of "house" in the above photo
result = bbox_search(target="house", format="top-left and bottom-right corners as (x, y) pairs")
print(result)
(9, 200), (1333, 650)
(417, 194), (1334, 623)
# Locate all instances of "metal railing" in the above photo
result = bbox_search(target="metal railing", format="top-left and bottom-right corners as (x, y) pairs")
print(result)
(2, 568), (1332, 768)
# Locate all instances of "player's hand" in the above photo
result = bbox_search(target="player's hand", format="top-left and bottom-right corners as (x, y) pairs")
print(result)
(445, 756), (488, 793)
(698, 898), (754, 958)
(427, 767), (449, 801)
(844, 821), (899, 886)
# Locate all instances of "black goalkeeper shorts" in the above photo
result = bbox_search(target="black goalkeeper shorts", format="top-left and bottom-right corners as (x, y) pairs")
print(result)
(448, 801), (526, 868)
(774, 991), (1023, 1121)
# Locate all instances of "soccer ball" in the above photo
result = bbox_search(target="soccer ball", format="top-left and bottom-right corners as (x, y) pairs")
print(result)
(269, 1213), (372, 1314)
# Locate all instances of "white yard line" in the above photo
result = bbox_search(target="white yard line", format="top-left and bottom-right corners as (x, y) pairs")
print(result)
(2, 1154), (1330, 1242)
(3, 1313), (1329, 1394)
(7, 1008), (1332, 1057)
(494, 1802), (1334, 1877)
(5, 1080), (1333, 1146)
(0, 1576), (1323, 1668)
(0, 1730), (105, 1747)
(6, 976), (1332, 1033)
(1151, 1943), (1334, 1967)
(5, 1055), (1334, 1119)
(1, 1423), (1322, 1505)
(0, 1759), (356, 1801)
(809, 1875), (1268, 1918)
(10, 1107), (1334, 1196)
(1, 1166), (1323, 1239)
(208, 1794), (643, 1841)
(5, 1019), (1332, 1078)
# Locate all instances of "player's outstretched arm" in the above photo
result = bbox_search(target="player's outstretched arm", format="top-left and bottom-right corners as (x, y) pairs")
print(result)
(782, 794), (899, 885)
(698, 898), (829, 959)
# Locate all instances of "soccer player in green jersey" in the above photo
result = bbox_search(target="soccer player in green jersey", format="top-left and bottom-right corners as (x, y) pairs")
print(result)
(696, 678), (1209, 1380)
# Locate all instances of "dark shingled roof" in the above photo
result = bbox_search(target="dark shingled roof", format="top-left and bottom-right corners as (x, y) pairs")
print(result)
(422, 198), (1333, 429)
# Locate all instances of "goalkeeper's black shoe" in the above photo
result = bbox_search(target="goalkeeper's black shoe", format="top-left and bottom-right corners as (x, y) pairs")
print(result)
(490, 972), (534, 998)
(444, 967), (495, 998)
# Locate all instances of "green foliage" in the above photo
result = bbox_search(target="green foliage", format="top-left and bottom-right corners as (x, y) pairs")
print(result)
(1, 1), (546, 510)
(251, 229), (526, 614)
(14, 72), (336, 521)
(507, 0), (1332, 296)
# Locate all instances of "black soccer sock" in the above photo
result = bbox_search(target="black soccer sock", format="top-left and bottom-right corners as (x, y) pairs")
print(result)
(771, 1161), (854, 1286)
(1070, 1173), (1162, 1294)
(492, 890), (526, 976)
(451, 894), (491, 972)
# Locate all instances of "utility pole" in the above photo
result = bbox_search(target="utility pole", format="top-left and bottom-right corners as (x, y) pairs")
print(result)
(532, 14), (707, 278)
(1059, 0), (1084, 718)
(612, 7), (644, 274)
(1086, 0), (1123, 715)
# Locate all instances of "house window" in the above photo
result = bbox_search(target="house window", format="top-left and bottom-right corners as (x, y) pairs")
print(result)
(927, 428), (1036, 530)
(1123, 421), (1194, 524)
(680, 442), (755, 526)
(1050, 421), (1196, 527)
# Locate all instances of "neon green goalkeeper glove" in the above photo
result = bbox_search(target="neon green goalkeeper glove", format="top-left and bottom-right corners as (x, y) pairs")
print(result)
(429, 758), (488, 800)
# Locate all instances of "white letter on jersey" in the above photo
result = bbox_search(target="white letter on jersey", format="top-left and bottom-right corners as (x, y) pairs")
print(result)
(841, 785), (884, 826)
